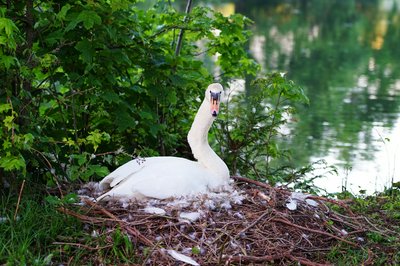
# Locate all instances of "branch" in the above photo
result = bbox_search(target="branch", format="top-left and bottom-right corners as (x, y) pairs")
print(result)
(175, 0), (193, 56)
(231, 175), (291, 195)
(83, 199), (154, 247)
(225, 253), (331, 266)
(272, 217), (359, 247)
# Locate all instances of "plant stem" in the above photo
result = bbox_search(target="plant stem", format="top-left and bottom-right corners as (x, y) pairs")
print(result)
(265, 90), (283, 176)
(14, 180), (25, 221)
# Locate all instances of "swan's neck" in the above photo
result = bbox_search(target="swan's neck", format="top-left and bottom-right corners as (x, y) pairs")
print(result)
(187, 99), (229, 181)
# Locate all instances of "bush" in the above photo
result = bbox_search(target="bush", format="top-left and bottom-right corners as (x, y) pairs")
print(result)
(0, 1), (257, 187)
(215, 73), (309, 184)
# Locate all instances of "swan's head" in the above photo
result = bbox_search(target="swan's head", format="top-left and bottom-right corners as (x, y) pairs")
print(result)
(205, 83), (224, 117)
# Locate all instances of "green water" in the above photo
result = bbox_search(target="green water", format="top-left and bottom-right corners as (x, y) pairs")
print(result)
(233, 0), (400, 193)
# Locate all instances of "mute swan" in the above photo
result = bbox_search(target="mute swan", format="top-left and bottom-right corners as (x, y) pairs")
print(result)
(97, 83), (230, 201)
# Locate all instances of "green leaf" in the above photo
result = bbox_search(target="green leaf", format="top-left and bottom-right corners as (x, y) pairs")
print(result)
(0, 103), (11, 113)
(0, 17), (18, 37)
(0, 55), (16, 69)
(65, 10), (101, 31)
(63, 193), (78, 204)
(0, 154), (26, 171)
(75, 39), (95, 63)
(109, 0), (130, 11)
(90, 164), (109, 177)
(57, 4), (71, 21)
(3, 115), (15, 130)
(45, 195), (62, 206)
(39, 100), (57, 116)
(2, 139), (11, 150)
(115, 110), (136, 131)
(101, 91), (121, 103)
(23, 133), (34, 146)
(68, 165), (80, 181)
(77, 10), (102, 30)
(86, 130), (103, 151)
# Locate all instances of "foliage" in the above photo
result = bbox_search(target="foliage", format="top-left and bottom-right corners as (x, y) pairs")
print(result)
(215, 73), (309, 185)
(0, 0), (257, 187)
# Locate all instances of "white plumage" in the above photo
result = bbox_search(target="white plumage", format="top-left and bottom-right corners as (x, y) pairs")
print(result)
(97, 83), (230, 201)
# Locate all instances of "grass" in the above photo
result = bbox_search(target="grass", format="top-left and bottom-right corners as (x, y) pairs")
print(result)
(0, 183), (142, 265)
(1, 183), (399, 265)
(330, 188), (400, 265)
(0, 191), (83, 265)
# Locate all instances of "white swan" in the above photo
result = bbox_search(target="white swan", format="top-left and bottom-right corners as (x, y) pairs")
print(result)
(97, 83), (230, 201)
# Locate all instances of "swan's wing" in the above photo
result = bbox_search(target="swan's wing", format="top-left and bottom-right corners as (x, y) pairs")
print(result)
(99, 158), (145, 189)
(97, 157), (215, 200)
(99, 157), (187, 189)
(97, 156), (228, 201)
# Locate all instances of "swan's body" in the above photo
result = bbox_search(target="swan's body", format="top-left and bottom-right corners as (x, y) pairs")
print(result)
(97, 83), (230, 201)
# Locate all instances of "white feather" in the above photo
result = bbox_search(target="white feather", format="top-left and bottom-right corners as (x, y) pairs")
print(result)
(167, 250), (200, 266)
(179, 212), (201, 222)
(143, 207), (166, 215)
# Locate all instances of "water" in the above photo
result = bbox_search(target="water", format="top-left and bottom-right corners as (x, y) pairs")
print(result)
(216, 0), (400, 194)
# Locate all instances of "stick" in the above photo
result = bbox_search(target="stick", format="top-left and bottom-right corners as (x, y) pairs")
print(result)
(225, 253), (281, 263)
(83, 199), (154, 247)
(272, 218), (358, 247)
(31, 148), (64, 197)
(286, 255), (333, 266)
(58, 206), (106, 224)
(227, 253), (332, 266)
(52, 241), (113, 251)
(235, 211), (270, 238)
(174, 0), (193, 56)
(14, 179), (25, 221)
(231, 175), (290, 195)
(307, 195), (355, 216)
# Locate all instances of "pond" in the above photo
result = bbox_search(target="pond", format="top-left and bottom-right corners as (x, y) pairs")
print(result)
(214, 0), (400, 194)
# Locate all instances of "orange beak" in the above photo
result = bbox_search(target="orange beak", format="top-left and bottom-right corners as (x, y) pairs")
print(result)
(210, 92), (221, 117)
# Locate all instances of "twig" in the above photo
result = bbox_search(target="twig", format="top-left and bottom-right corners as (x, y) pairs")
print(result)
(52, 241), (113, 251)
(364, 248), (375, 265)
(227, 251), (332, 265)
(58, 206), (107, 224)
(307, 195), (355, 216)
(286, 255), (333, 266)
(83, 199), (154, 247)
(272, 218), (358, 247)
(6, 97), (15, 145)
(14, 179), (25, 221)
(31, 148), (64, 197)
(232, 175), (290, 195)
(225, 253), (285, 263)
(174, 0), (193, 56)
(235, 210), (270, 238)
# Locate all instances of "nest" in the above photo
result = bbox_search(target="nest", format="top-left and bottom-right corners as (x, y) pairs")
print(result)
(59, 176), (397, 265)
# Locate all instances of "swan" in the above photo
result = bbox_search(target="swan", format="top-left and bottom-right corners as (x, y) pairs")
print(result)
(96, 83), (230, 201)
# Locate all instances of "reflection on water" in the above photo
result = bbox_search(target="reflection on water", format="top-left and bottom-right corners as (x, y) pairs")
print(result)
(231, 0), (400, 193)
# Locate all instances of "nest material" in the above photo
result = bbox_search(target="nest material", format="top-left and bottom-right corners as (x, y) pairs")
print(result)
(60, 176), (397, 265)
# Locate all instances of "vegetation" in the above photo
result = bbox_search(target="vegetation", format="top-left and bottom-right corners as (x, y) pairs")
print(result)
(0, 0), (259, 188)
(215, 73), (309, 182)
(0, 0), (398, 265)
